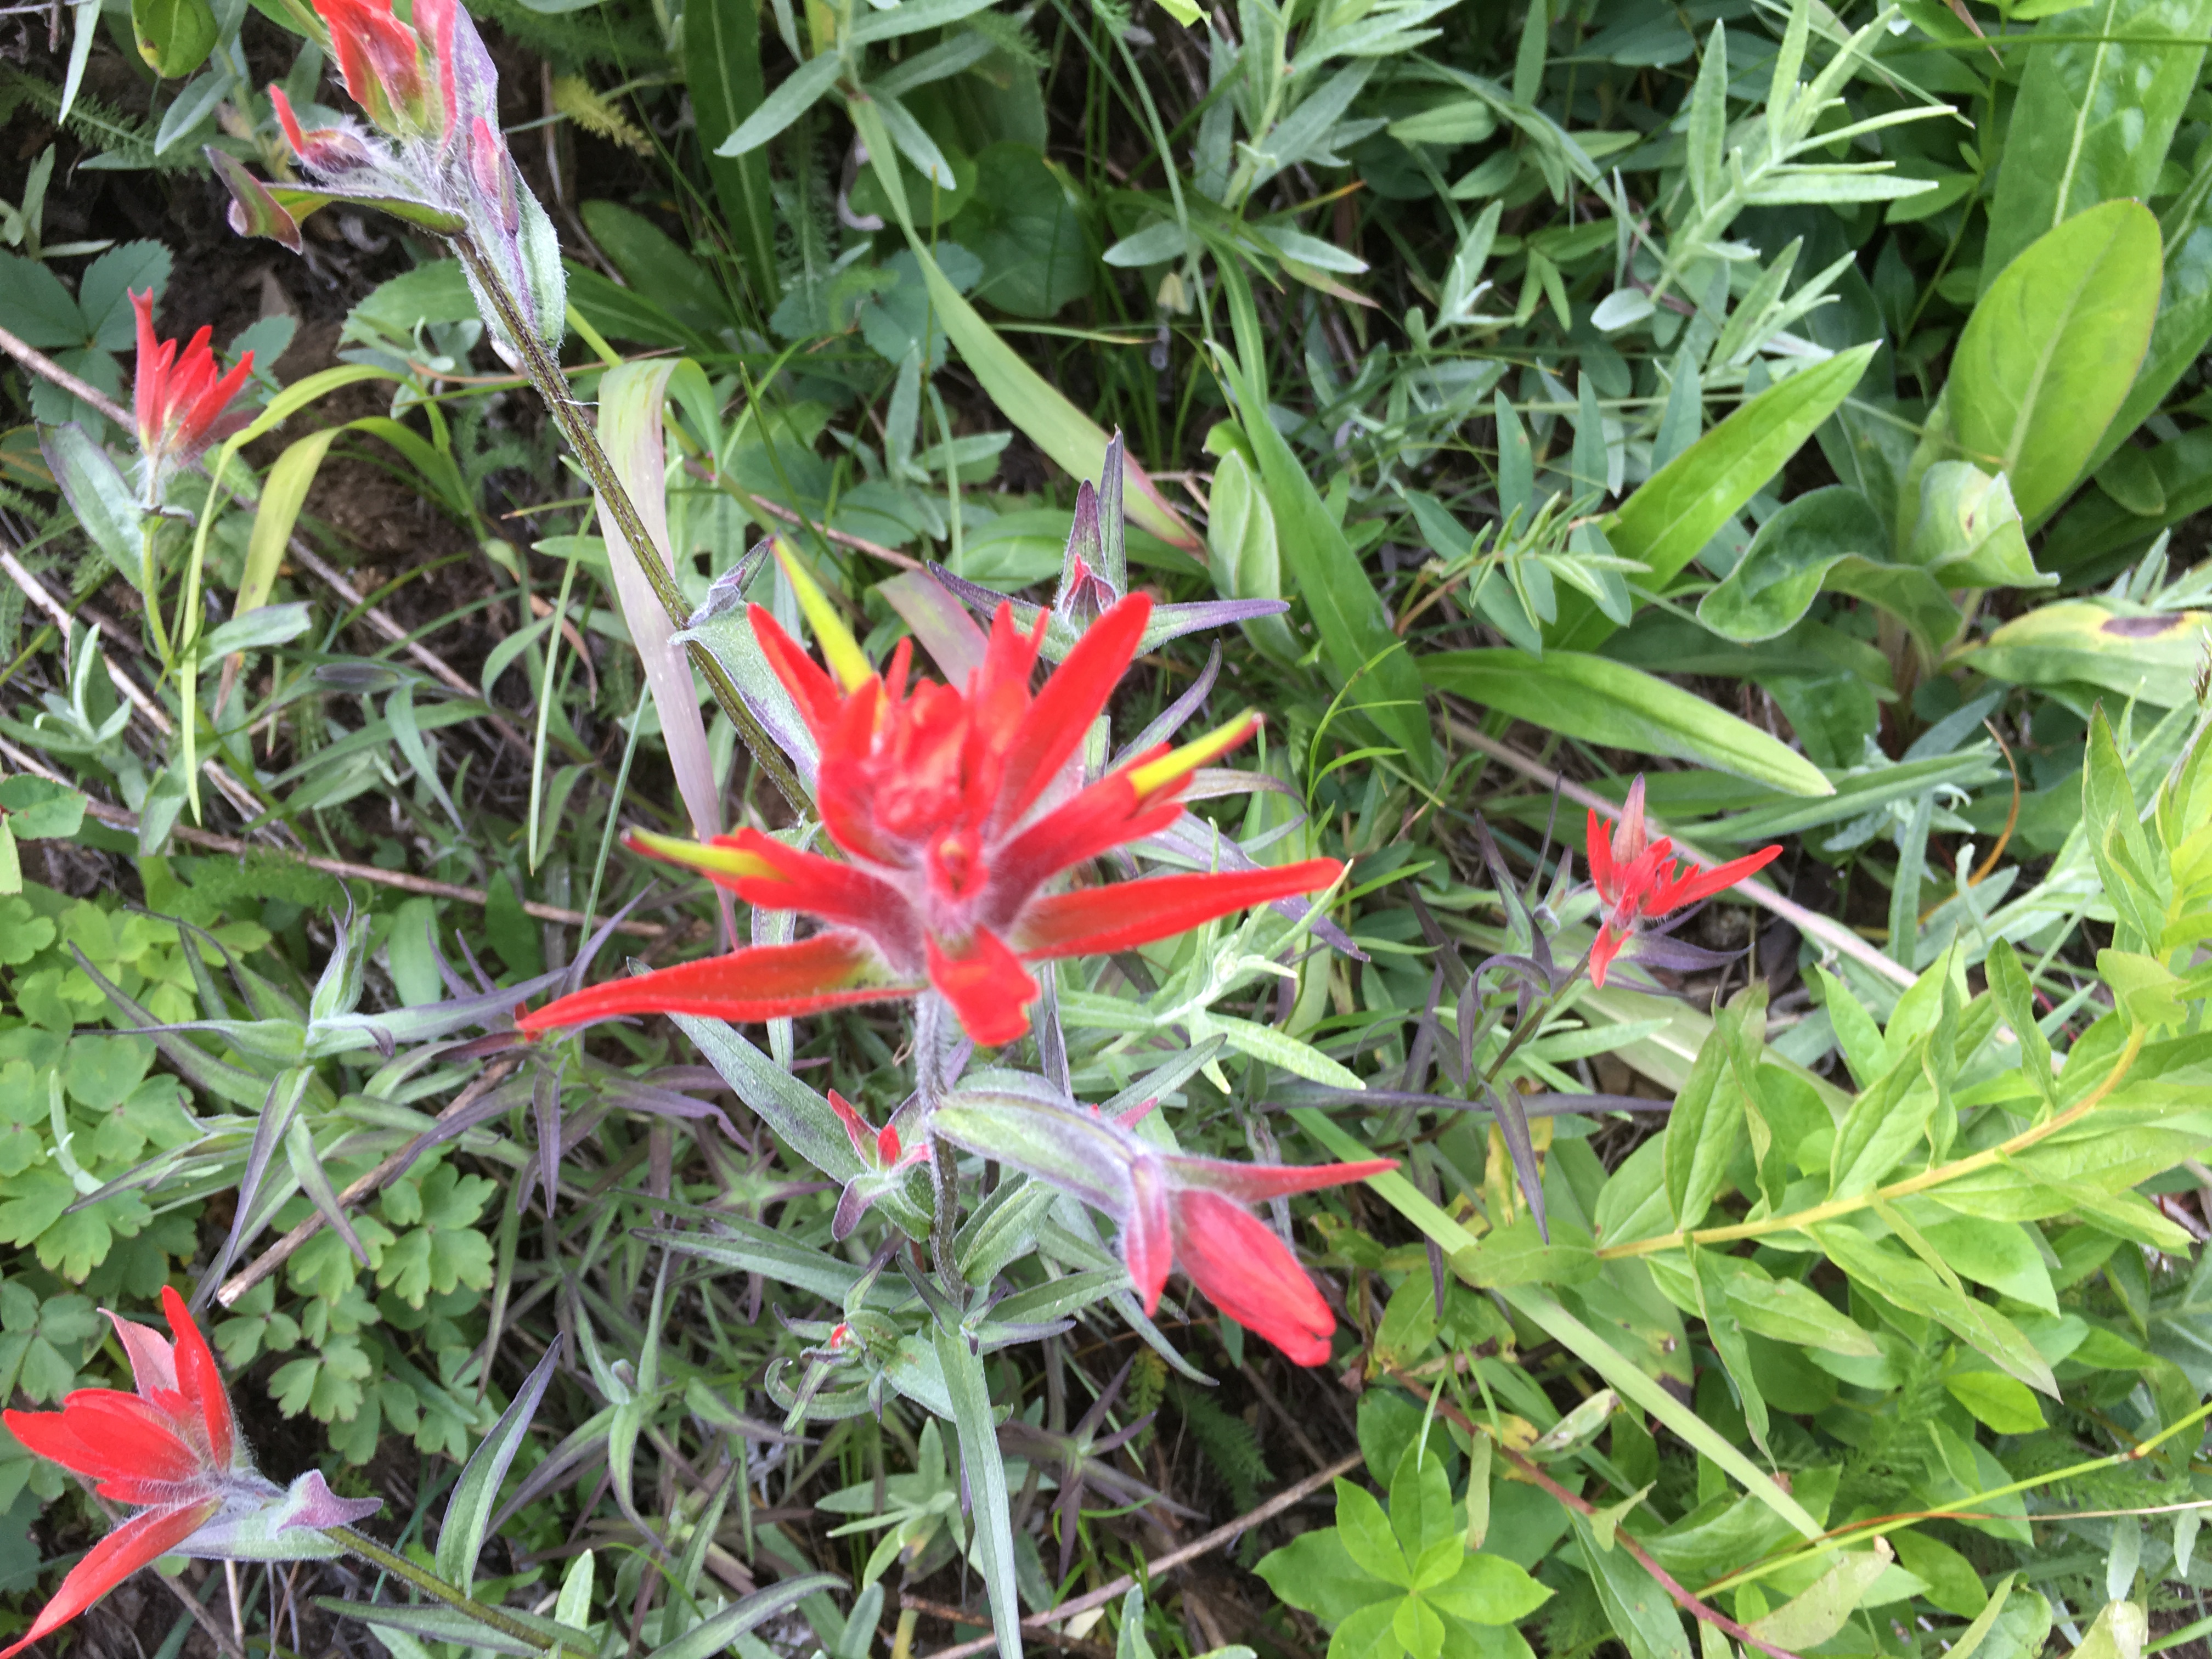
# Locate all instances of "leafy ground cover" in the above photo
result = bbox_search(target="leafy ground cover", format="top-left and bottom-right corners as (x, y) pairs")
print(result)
(1, 0), (2211, 1654)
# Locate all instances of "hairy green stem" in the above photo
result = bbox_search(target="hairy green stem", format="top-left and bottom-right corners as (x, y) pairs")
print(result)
(452, 236), (806, 815)
(332, 1526), (550, 1651)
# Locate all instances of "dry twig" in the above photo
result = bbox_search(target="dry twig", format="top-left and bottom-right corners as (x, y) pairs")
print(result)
(215, 1060), (521, 1307)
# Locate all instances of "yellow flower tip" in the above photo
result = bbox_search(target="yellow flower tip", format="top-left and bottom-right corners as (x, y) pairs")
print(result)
(1124, 710), (1262, 798)
(771, 537), (874, 694)
(627, 828), (780, 883)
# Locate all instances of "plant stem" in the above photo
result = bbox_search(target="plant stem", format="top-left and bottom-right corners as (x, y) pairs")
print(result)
(452, 236), (806, 815)
(332, 1526), (551, 1651)
(1599, 1022), (2148, 1259)
(1391, 1372), (1810, 1659)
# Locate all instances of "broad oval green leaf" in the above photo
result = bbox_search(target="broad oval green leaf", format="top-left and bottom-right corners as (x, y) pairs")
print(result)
(1965, 601), (2212, 707)
(131, 0), (217, 78)
(1945, 199), (2162, 525)
(1423, 648), (1833, 795)
(1697, 486), (1888, 643)
(1981, 0), (2211, 285)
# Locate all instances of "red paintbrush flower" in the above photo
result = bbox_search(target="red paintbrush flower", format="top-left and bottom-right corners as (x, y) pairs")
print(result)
(131, 291), (253, 498)
(517, 552), (1343, 1047)
(1586, 776), (1782, 987)
(930, 1085), (1392, 1364)
(1, 1288), (379, 1659)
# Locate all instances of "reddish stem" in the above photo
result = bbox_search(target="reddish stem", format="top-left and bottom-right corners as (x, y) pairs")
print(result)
(1391, 1372), (1810, 1659)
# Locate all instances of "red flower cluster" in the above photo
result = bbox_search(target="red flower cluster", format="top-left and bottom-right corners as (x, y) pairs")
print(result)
(1587, 777), (1782, 986)
(518, 556), (1342, 1047)
(302, 0), (460, 143)
(131, 291), (253, 495)
(2, 1289), (377, 1659)
(930, 1089), (1391, 1365)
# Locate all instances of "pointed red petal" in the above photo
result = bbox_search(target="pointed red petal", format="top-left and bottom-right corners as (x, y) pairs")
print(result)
(130, 291), (160, 449)
(1169, 1190), (1338, 1365)
(925, 928), (1037, 1047)
(748, 604), (844, 731)
(14, 1393), (201, 1486)
(1588, 923), (1626, 988)
(105, 1311), (177, 1395)
(706, 831), (921, 960)
(989, 592), (1151, 835)
(826, 1091), (874, 1163)
(1585, 808), (1613, 899)
(0, 1500), (220, 1659)
(982, 775), (1183, 925)
(1009, 860), (1343, 961)
(1123, 1159), (1173, 1314)
(162, 1286), (235, 1471)
(516, 933), (910, 1033)
(1649, 844), (1782, 914)
(1161, 1155), (1395, 1205)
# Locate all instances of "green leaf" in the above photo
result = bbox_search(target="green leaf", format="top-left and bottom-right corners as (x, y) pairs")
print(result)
(2070, 1602), (2150, 1659)
(2087, 170), (2212, 479)
(1902, 462), (2052, 590)
(80, 242), (171, 351)
(1916, 1216), (2058, 1312)
(40, 423), (142, 568)
(0, 252), (88, 349)
(1943, 200), (2162, 525)
(1572, 1513), (1692, 1659)
(1696, 487), (1892, 644)
(1811, 1225), (2058, 1396)
(131, 0), (217, 76)
(1745, 1541), (1894, 1649)
(238, 431), (342, 620)
(0, 777), (85, 840)
(1425, 1554), (1550, 1626)
(844, 98), (1195, 553)
(1943, 1368), (2048, 1432)
(1453, 1216), (1597, 1289)
(591, 360), (721, 845)
(717, 50), (841, 158)
(1215, 294), (1435, 779)
(1254, 1527), (1398, 1626)
(1334, 1480), (1413, 1588)
(1294, 1111), (1820, 1537)
(684, 0), (777, 299)
(483, 873), (543, 978)
(1965, 601), (2211, 708)
(952, 144), (1090, 320)
(1422, 650), (1831, 795)
(1722, 1266), (1881, 1356)
(1663, 985), (1760, 1230)
(436, 1346), (558, 1594)
(1982, 0), (2210, 286)
(935, 1318), (1023, 1659)
(1891, 1531), (1988, 1620)
(646, 1576), (842, 1659)
(1549, 345), (1877, 650)
(1389, 1436), (1457, 1569)
(1827, 1037), (1939, 1199)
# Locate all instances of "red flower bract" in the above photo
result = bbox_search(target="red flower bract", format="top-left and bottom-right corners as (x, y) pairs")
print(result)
(929, 1087), (1393, 1365)
(517, 583), (1343, 1046)
(1, 1289), (379, 1659)
(131, 291), (253, 494)
(1587, 776), (1782, 986)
